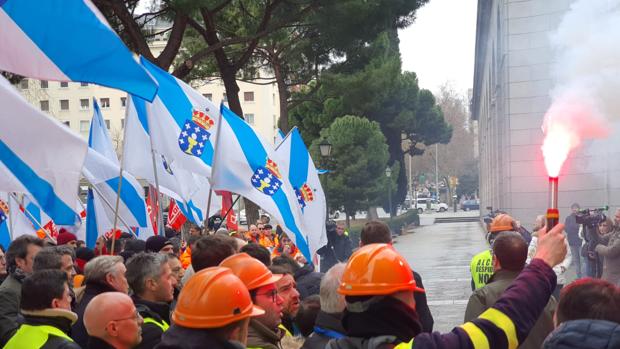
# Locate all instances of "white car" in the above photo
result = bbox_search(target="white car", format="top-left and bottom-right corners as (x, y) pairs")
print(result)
(414, 198), (449, 213)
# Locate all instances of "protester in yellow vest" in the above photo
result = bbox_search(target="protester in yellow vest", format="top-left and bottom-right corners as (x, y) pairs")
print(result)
(470, 214), (516, 290)
(4, 269), (80, 349)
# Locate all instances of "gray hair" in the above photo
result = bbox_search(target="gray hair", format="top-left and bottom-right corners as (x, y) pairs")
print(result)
(33, 246), (75, 272)
(84, 255), (123, 284)
(125, 252), (168, 296)
(319, 263), (346, 313)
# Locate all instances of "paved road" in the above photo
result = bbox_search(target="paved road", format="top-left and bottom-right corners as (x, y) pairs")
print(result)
(394, 220), (487, 333)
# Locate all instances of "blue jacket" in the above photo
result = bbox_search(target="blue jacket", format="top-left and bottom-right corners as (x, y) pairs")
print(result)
(543, 319), (620, 349)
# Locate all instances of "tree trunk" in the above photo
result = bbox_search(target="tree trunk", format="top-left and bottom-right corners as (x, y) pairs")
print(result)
(367, 207), (379, 220)
(273, 59), (290, 133)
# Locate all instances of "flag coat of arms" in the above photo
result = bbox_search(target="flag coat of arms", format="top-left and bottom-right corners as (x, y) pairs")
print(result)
(276, 127), (327, 260)
(123, 95), (219, 221)
(137, 57), (219, 179)
(0, 76), (85, 225)
(0, 192), (36, 247)
(211, 105), (311, 261)
(0, 0), (157, 100)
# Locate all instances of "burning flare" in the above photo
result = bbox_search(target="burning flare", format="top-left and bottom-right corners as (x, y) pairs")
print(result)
(541, 95), (608, 177)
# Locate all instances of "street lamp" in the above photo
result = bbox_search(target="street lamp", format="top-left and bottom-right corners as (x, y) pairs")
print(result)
(319, 139), (332, 157)
(385, 167), (392, 221)
(320, 139), (332, 219)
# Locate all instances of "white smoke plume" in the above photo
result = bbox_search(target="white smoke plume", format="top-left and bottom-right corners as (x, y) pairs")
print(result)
(542, 0), (620, 176)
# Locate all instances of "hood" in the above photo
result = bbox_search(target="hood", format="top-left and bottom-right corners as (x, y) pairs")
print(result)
(543, 319), (620, 349)
(326, 336), (402, 349)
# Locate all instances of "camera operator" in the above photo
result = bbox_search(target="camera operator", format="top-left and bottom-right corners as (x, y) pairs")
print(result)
(576, 207), (607, 278)
(595, 209), (620, 285)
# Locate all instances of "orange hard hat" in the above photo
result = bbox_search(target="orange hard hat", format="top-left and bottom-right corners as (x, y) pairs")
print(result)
(490, 214), (515, 233)
(338, 243), (424, 296)
(173, 267), (264, 328)
(220, 253), (282, 291)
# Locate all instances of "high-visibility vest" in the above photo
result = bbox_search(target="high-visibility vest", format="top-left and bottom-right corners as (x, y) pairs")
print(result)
(4, 324), (73, 349)
(143, 317), (170, 332)
(278, 323), (293, 337)
(470, 250), (494, 289)
(394, 339), (414, 349)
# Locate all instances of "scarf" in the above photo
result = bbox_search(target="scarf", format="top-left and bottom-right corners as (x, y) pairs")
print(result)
(342, 296), (421, 343)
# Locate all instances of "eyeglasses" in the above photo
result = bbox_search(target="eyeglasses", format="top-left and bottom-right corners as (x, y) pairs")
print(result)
(256, 289), (279, 303)
(112, 310), (142, 323)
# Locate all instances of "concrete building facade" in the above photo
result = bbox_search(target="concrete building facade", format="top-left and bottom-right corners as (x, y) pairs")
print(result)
(472, 0), (620, 223)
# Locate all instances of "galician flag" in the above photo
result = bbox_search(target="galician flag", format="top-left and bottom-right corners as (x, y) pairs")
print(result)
(276, 127), (327, 260)
(211, 104), (311, 261)
(0, 75), (86, 225)
(0, 192), (37, 247)
(0, 0), (157, 100)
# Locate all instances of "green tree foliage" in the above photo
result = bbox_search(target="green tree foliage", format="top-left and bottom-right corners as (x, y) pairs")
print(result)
(291, 31), (451, 211)
(313, 116), (392, 223)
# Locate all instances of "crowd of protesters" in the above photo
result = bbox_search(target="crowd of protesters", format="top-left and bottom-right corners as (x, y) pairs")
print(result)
(0, 210), (617, 349)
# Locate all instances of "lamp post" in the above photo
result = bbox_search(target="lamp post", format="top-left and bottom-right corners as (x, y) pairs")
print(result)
(385, 166), (392, 222)
(319, 139), (332, 219)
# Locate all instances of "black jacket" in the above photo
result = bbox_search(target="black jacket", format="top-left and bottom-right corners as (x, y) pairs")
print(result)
(294, 264), (323, 300)
(318, 233), (353, 273)
(71, 281), (118, 348)
(301, 311), (346, 349)
(133, 296), (171, 349)
(86, 336), (115, 349)
(6, 309), (81, 349)
(412, 271), (433, 333)
(156, 324), (245, 349)
(543, 319), (620, 349)
(0, 273), (23, 346)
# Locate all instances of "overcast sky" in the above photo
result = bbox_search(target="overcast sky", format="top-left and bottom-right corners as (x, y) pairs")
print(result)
(398, 0), (478, 97)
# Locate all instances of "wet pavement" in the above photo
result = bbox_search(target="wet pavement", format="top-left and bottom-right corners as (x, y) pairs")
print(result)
(394, 214), (487, 332)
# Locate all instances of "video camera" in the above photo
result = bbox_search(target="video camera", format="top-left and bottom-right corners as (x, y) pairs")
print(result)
(575, 206), (609, 227)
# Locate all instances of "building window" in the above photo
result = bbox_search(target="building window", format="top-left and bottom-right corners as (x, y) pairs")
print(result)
(40, 100), (49, 111)
(244, 91), (254, 102)
(273, 93), (276, 105)
(19, 80), (28, 89)
(80, 120), (90, 133)
(120, 97), (127, 107)
(244, 113), (255, 125)
(63, 121), (70, 127)
(203, 93), (212, 101)
(121, 118), (125, 129)
(80, 99), (89, 110)
(223, 93), (228, 102)
(80, 82), (88, 87)
(40, 80), (48, 89)
(105, 120), (110, 129)
(60, 99), (70, 110)
(60, 81), (69, 88)
(100, 98), (110, 109)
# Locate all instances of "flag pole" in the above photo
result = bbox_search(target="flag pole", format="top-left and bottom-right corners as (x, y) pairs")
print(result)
(7, 193), (15, 241)
(205, 103), (226, 230)
(12, 193), (55, 243)
(89, 183), (137, 239)
(143, 100), (165, 236)
(216, 195), (241, 230)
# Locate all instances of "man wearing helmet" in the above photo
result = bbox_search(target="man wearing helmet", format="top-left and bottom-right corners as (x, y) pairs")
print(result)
(470, 213), (516, 290)
(326, 221), (568, 349)
(220, 253), (285, 349)
(156, 267), (264, 349)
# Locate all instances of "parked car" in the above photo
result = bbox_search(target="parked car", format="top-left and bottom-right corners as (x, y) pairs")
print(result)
(461, 199), (480, 211)
(414, 198), (449, 213)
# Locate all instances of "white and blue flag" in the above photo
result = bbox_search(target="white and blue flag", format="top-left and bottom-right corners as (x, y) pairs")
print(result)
(276, 127), (327, 260)
(123, 95), (220, 224)
(211, 104), (311, 261)
(0, 193), (37, 247)
(137, 57), (219, 178)
(83, 101), (149, 241)
(0, 76), (86, 225)
(0, 0), (157, 101)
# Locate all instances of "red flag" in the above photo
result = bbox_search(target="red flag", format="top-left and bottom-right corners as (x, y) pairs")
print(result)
(166, 199), (187, 231)
(36, 220), (58, 240)
(220, 191), (238, 231)
(146, 187), (159, 235)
